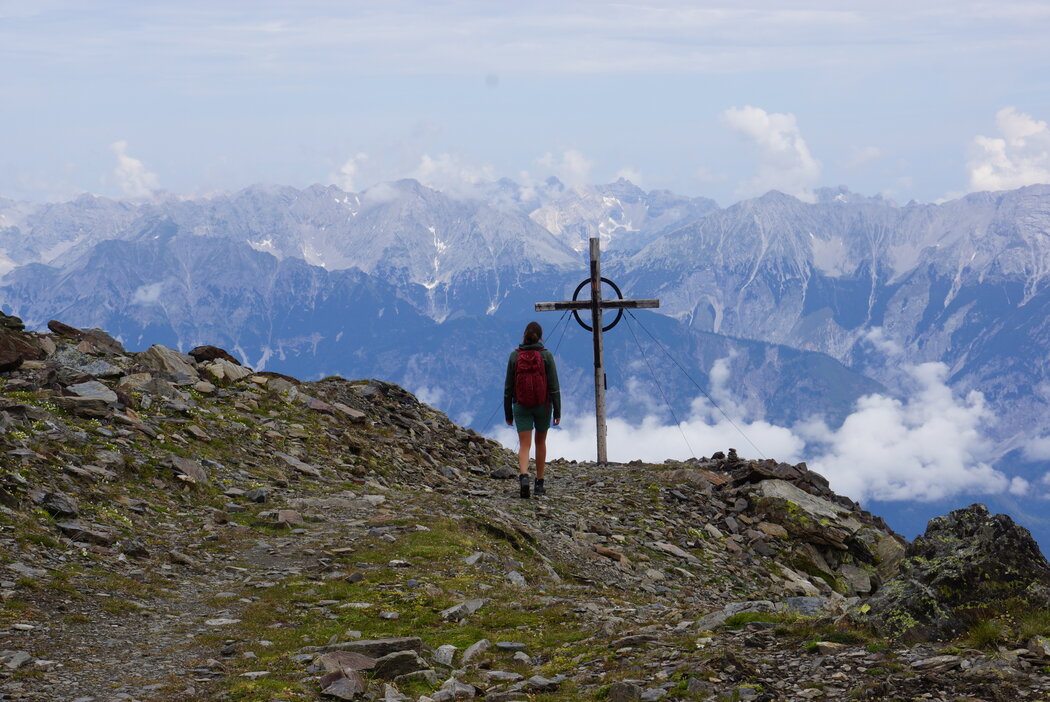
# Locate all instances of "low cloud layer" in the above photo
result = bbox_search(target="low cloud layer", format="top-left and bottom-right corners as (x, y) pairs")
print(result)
(492, 361), (1022, 505)
(968, 107), (1050, 192)
(110, 140), (159, 198)
(721, 106), (821, 202)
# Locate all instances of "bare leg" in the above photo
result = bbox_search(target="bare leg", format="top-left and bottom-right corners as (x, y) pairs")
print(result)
(517, 430), (532, 475)
(534, 431), (547, 479)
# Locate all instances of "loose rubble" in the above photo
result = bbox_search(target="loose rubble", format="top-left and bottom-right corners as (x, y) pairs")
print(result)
(0, 311), (1049, 701)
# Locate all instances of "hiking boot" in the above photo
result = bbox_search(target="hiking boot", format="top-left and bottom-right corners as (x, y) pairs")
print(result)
(534, 478), (546, 496)
(519, 474), (530, 499)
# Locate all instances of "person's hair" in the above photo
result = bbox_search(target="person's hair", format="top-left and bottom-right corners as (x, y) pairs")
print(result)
(523, 321), (543, 345)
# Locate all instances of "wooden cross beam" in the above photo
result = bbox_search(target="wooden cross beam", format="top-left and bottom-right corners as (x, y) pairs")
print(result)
(535, 237), (659, 464)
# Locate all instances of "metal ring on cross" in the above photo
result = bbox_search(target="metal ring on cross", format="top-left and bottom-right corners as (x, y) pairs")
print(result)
(572, 277), (624, 332)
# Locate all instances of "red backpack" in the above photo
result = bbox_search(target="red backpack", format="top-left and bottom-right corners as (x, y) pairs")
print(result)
(514, 349), (548, 408)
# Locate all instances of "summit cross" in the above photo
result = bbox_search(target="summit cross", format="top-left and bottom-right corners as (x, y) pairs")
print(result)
(535, 237), (660, 464)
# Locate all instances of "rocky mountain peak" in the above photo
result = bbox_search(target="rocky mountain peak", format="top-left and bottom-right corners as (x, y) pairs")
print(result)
(1, 315), (1048, 700)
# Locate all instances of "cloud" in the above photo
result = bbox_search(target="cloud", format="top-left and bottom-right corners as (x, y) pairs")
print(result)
(492, 410), (804, 468)
(491, 360), (1017, 505)
(131, 282), (164, 305)
(968, 107), (1050, 191)
(110, 140), (159, 198)
(721, 106), (821, 202)
(1010, 477), (1031, 496)
(800, 363), (1002, 502)
(411, 153), (495, 194)
(862, 327), (903, 356)
(616, 167), (643, 185)
(331, 152), (369, 192)
(1023, 435), (1050, 461)
(361, 182), (400, 206)
(535, 149), (593, 188)
(413, 385), (445, 408)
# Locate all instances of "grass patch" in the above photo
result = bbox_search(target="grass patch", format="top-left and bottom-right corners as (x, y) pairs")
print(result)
(966, 619), (1007, 649)
(775, 616), (872, 650)
(99, 597), (144, 615)
(724, 611), (787, 629)
(1019, 610), (1050, 640)
(213, 516), (590, 699)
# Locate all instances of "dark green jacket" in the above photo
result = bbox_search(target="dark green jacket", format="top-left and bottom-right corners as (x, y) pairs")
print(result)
(504, 343), (561, 423)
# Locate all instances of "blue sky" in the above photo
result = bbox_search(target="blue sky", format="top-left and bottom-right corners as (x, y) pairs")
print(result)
(2, 0), (1050, 204)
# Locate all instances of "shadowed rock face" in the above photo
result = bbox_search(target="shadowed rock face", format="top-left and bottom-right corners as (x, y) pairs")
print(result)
(0, 313), (45, 372)
(858, 503), (1050, 641)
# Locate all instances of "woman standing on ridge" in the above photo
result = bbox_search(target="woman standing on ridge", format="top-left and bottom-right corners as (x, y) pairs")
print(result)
(505, 321), (561, 498)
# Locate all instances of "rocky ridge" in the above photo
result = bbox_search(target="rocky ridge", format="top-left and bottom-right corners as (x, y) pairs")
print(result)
(1, 312), (1049, 701)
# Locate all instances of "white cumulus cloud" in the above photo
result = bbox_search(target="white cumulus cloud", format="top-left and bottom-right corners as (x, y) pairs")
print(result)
(110, 140), (159, 198)
(721, 106), (821, 202)
(968, 107), (1050, 191)
(413, 385), (445, 408)
(1023, 434), (1050, 461)
(800, 363), (1001, 502)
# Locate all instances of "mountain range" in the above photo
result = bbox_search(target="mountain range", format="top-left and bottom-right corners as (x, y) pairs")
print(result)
(1, 177), (1047, 540)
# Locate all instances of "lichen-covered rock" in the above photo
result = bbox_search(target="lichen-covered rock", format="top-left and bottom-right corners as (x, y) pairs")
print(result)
(856, 503), (1050, 641)
(753, 479), (862, 548)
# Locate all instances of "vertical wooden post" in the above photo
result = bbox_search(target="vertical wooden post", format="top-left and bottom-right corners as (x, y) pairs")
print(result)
(589, 238), (608, 465)
(535, 238), (659, 465)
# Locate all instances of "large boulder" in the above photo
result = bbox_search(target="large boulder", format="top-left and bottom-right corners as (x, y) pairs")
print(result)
(51, 346), (122, 378)
(139, 345), (199, 385)
(47, 320), (125, 355)
(856, 504), (1050, 641)
(188, 345), (241, 365)
(202, 358), (253, 383)
(754, 479), (863, 547)
(0, 327), (45, 373)
(0, 312), (25, 331)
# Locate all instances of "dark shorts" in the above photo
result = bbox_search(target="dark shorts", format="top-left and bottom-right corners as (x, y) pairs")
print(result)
(513, 402), (552, 433)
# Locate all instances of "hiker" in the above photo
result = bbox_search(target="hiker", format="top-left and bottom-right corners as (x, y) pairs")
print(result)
(505, 321), (561, 498)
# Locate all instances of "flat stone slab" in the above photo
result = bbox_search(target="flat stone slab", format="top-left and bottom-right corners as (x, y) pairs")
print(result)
(56, 521), (116, 546)
(911, 655), (963, 671)
(276, 452), (322, 477)
(440, 598), (488, 622)
(322, 637), (422, 659)
(171, 456), (208, 484)
(650, 541), (701, 564)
